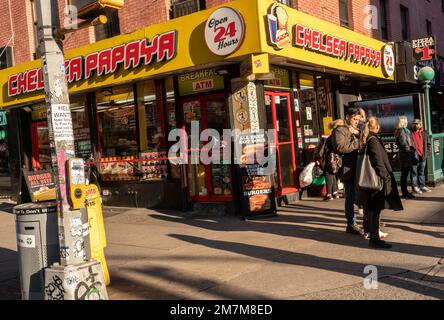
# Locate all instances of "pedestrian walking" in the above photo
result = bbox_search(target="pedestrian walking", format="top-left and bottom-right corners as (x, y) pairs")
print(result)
(395, 116), (416, 199)
(331, 107), (363, 235)
(410, 119), (432, 194)
(360, 117), (403, 248)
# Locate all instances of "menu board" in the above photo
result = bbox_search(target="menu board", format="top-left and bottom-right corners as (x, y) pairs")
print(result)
(237, 132), (277, 217)
(23, 170), (56, 202)
(139, 150), (169, 181)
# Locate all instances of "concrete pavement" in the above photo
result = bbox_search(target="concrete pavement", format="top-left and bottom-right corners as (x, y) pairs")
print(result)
(0, 185), (443, 300)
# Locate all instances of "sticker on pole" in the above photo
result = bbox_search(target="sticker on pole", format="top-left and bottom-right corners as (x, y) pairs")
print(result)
(205, 7), (245, 56)
(17, 234), (36, 248)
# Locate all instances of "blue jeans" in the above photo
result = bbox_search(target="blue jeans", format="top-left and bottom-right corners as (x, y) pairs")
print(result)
(344, 182), (357, 226)
(412, 157), (426, 188)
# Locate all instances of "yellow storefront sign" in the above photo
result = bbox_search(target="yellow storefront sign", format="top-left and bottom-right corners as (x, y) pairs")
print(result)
(0, 0), (393, 108)
(259, 0), (394, 80)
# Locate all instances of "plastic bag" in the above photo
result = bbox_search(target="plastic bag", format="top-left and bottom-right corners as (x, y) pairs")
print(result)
(312, 175), (326, 186)
(299, 162), (316, 188)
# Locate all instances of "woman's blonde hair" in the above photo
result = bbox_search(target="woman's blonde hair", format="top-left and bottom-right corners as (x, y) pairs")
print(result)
(396, 116), (408, 129)
(360, 116), (380, 148)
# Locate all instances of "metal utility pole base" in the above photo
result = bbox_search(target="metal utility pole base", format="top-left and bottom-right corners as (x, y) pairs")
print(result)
(44, 260), (109, 300)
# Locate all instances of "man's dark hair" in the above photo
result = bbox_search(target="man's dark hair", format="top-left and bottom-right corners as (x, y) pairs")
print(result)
(346, 107), (361, 117)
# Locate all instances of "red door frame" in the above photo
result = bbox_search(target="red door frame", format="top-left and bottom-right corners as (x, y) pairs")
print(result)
(180, 92), (232, 203)
(265, 91), (298, 196)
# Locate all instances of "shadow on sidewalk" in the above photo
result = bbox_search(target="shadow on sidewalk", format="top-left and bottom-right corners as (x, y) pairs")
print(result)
(284, 203), (344, 214)
(109, 266), (273, 300)
(168, 234), (444, 299)
(0, 247), (20, 300)
(0, 203), (15, 214)
(149, 212), (444, 260)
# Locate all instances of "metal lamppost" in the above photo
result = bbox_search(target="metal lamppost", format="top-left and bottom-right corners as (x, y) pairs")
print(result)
(417, 66), (436, 184)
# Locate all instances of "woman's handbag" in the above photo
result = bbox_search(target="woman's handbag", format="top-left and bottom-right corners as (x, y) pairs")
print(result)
(357, 136), (383, 191)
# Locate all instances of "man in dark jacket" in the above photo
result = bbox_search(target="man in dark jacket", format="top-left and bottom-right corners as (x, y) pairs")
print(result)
(411, 119), (432, 194)
(331, 107), (363, 235)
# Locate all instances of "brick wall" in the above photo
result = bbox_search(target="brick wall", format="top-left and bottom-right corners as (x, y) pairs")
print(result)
(0, 0), (34, 65)
(382, 0), (444, 55)
(119, 0), (171, 34)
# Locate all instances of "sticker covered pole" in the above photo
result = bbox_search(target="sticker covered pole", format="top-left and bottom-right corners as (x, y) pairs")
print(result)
(34, 0), (81, 266)
(35, 0), (109, 300)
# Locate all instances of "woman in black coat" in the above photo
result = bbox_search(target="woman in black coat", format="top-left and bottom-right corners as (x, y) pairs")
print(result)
(394, 116), (416, 199)
(361, 117), (403, 249)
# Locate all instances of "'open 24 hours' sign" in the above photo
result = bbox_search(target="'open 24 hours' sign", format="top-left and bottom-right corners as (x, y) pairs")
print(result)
(205, 7), (245, 56)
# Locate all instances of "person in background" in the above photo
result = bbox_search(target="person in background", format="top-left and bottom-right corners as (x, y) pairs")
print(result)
(331, 107), (363, 235)
(395, 116), (416, 199)
(360, 117), (403, 248)
(322, 119), (344, 201)
(410, 119), (432, 194)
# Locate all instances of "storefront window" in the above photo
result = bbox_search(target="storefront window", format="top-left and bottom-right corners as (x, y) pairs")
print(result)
(0, 111), (10, 190)
(97, 85), (137, 157)
(30, 95), (90, 170)
(315, 75), (334, 136)
(298, 73), (320, 142)
(137, 80), (168, 181)
(71, 96), (92, 159)
(166, 77), (177, 132)
(97, 85), (138, 181)
(165, 77), (181, 180)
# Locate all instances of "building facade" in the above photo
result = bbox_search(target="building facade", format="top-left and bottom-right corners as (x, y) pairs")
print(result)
(0, 0), (441, 212)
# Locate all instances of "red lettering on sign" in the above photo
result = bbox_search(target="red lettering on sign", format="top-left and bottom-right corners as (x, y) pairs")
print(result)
(339, 40), (347, 58)
(333, 37), (340, 57)
(375, 51), (381, 67)
(111, 45), (125, 73)
(6, 29), (178, 98)
(157, 30), (177, 62)
(294, 24), (305, 47)
(17, 73), (27, 95)
(85, 52), (98, 79)
(140, 36), (159, 65)
(8, 74), (18, 96)
(125, 41), (140, 70)
(69, 57), (83, 82)
(97, 48), (112, 76)
(312, 30), (320, 51)
(27, 69), (37, 92)
(37, 68), (44, 90)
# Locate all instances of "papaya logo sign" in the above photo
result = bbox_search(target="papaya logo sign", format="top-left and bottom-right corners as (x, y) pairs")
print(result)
(204, 7), (245, 56)
(293, 24), (382, 68)
(264, 4), (395, 76)
(267, 4), (290, 49)
(7, 30), (177, 97)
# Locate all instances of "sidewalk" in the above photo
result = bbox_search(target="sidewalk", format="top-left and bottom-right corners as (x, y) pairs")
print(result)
(0, 186), (443, 300)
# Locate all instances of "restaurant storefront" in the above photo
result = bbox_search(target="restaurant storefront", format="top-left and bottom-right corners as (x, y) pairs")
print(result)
(0, 0), (394, 213)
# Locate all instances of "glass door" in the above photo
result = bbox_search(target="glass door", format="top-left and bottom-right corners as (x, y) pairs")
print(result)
(265, 91), (297, 195)
(181, 93), (232, 202)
